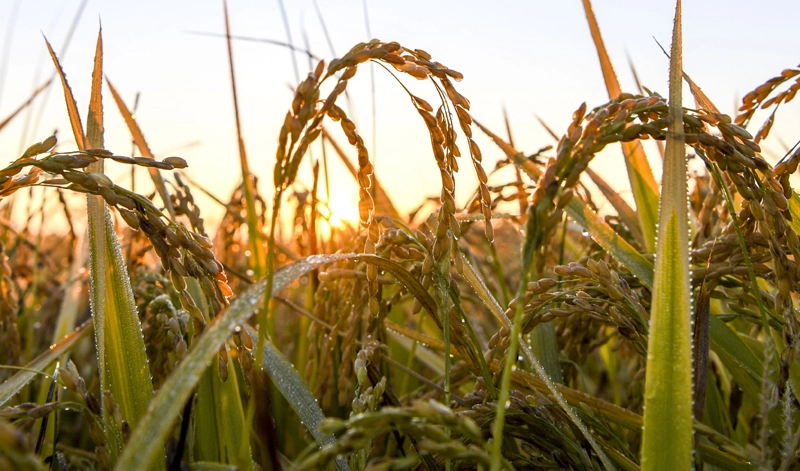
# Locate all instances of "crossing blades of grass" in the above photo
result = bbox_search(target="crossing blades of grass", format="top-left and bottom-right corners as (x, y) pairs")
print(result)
(243, 324), (349, 471)
(47, 29), (160, 467)
(117, 253), (358, 470)
(187, 278), (254, 470)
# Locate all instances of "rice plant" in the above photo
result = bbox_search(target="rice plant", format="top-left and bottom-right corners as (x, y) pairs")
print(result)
(1, 1), (799, 470)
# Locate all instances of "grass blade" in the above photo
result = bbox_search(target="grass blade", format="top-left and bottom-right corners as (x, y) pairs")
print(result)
(640, 2), (694, 469)
(194, 364), (253, 470)
(83, 29), (159, 466)
(223, 0), (264, 279)
(709, 315), (762, 399)
(116, 253), (358, 470)
(33, 234), (88, 454)
(188, 277), (253, 470)
(586, 167), (646, 248)
(43, 37), (85, 150)
(45, 27), (160, 466)
(581, 0), (660, 252)
(562, 195), (654, 288)
(243, 324), (349, 471)
(0, 320), (92, 406)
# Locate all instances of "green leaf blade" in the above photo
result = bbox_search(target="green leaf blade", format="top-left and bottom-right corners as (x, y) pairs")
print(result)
(116, 253), (359, 470)
(78, 28), (160, 468)
(566, 197), (655, 288)
(0, 321), (92, 406)
(641, 2), (694, 469)
(97, 211), (156, 434)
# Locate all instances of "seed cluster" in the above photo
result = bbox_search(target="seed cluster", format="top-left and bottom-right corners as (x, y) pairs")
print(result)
(274, 40), (490, 317)
(463, 385), (621, 469)
(0, 136), (233, 325)
(305, 399), (487, 470)
(514, 93), (800, 362)
(141, 294), (190, 389)
(736, 65), (800, 142)
(486, 259), (649, 364)
(58, 360), (121, 470)
(307, 254), (371, 409)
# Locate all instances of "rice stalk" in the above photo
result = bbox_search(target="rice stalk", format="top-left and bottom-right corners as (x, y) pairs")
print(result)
(223, 0), (265, 280)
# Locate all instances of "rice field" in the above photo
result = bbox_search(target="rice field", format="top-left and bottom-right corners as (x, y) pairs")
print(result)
(1, 1), (799, 470)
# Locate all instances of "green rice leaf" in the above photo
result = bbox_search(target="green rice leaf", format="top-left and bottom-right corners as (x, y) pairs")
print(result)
(45, 28), (160, 467)
(698, 446), (756, 471)
(84, 30), (159, 467)
(564, 197), (654, 287)
(242, 324), (348, 471)
(708, 315), (762, 399)
(116, 253), (358, 470)
(193, 364), (253, 470)
(0, 321), (92, 406)
(188, 277), (253, 470)
(640, 3), (694, 469)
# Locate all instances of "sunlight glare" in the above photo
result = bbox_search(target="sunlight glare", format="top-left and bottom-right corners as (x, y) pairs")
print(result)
(325, 194), (359, 231)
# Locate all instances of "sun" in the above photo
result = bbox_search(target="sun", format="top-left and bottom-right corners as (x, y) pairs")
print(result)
(328, 213), (345, 229)
(324, 194), (359, 230)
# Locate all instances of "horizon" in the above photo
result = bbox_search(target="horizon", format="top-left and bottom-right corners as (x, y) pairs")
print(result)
(1, 0), (798, 233)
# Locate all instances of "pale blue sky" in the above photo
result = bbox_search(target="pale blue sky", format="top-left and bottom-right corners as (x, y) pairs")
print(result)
(1, 0), (798, 226)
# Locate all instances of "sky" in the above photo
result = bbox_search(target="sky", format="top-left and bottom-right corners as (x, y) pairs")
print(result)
(1, 0), (799, 231)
